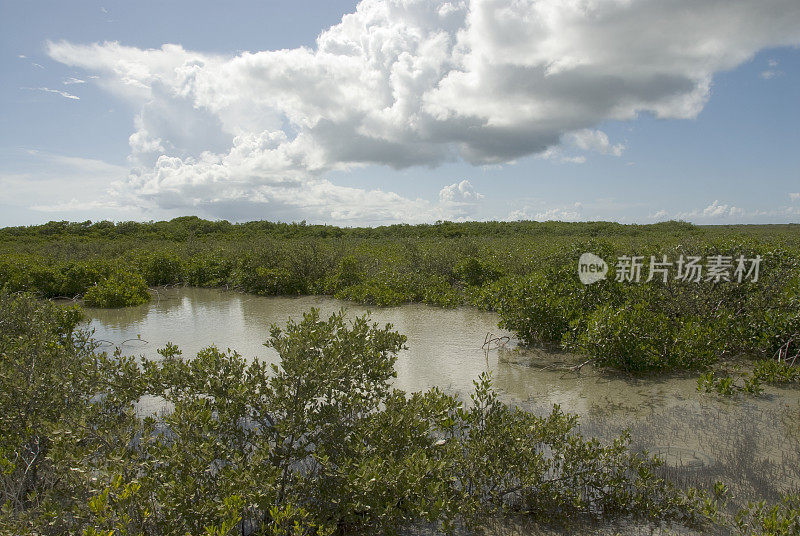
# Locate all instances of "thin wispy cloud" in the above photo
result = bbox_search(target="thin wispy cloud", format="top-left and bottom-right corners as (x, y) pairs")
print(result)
(508, 202), (583, 222)
(650, 210), (669, 221)
(566, 130), (625, 157)
(0, 151), (128, 217)
(22, 87), (80, 100)
(536, 147), (587, 164)
(761, 58), (784, 79)
(673, 200), (800, 221)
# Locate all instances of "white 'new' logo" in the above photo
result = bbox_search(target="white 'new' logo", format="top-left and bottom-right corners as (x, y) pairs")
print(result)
(578, 253), (608, 285)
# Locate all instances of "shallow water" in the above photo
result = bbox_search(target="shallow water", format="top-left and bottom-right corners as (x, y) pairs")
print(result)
(84, 287), (518, 396)
(84, 287), (800, 507)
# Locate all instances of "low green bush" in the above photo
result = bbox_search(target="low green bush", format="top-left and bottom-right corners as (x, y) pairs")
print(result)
(58, 260), (113, 297)
(571, 302), (674, 371)
(0, 291), (144, 532)
(421, 277), (461, 307)
(752, 358), (800, 384)
(134, 250), (185, 286)
(237, 266), (307, 295)
(322, 254), (364, 292)
(495, 240), (799, 372)
(496, 273), (574, 345)
(83, 272), (151, 308)
(733, 493), (800, 535)
(335, 280), (409, 306)
(697, 370), (764, 396)
(454, 256), (502, 287)
(185, 253), (234, 287)
(0, 255), (61, 297)
(698, 359), (800, 397)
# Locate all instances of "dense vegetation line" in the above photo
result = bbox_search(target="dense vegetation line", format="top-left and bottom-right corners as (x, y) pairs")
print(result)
(1, 218), (798, 373)
(6, 291), (800, 535)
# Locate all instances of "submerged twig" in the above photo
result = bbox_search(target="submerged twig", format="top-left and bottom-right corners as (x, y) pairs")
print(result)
(482, 332), (510, 351)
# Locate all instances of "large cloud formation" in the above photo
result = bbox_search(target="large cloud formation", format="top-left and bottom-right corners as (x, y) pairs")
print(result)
(47, 0), (800, 223)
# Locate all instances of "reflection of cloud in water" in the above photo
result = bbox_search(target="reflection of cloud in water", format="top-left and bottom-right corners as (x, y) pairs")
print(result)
(84, 299), (152, 331)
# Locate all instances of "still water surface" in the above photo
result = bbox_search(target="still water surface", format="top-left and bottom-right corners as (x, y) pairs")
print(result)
(84, 287), (800, 508)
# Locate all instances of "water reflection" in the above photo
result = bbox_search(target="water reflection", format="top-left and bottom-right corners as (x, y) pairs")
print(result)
(85, 288), (511, 395)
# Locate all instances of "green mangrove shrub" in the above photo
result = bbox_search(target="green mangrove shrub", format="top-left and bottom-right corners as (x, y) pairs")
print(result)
(697, 370), (764, 396)
(697, 359), (800, 397)
(57, 260), (114, 297)
(322, 254), (364, 292)
(83, 272), (151, 308)
(241, 266), (307, 295)
(453, 256), (502, 287)
(752, 358), (800, 384)
(571, 302), (673, 371)
(335, 279), (408, 306)
(733, 493), (800, 535)
(499, 239), (799, 371)
(495, 273), (574, 345)
(134, 250), (185, 286)
(185, 253), (235, 287)
(0, 291), (144, 534)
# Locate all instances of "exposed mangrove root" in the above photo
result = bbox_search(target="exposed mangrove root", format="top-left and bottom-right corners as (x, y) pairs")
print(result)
(774, 334), (799, 366)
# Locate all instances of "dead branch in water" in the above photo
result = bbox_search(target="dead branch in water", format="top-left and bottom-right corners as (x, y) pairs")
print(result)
(482, 332), (510, 351)
(568, 358), (595, 372)
(534, 357), (595, 373)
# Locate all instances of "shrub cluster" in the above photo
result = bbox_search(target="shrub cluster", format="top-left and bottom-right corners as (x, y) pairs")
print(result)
(1, 218), (798, 367)
(83, 272), (151, 308)
(732, 493), (800, 535)
(1, 292), (721, 535)
(492, 240), (799, 371)
(697, 358), (800, 397)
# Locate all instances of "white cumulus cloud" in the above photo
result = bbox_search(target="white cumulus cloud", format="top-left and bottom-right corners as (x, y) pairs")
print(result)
(44, 0), (800, 223)
(675, 200), (745, 221)
(439, 179), (483, 203)
(438, 179), (484, 219)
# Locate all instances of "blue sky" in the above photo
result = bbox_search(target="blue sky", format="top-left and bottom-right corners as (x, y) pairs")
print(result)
(1, 0), (798, 226)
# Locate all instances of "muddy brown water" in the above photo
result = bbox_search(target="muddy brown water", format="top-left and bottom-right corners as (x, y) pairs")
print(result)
(83, 287), (800, 529)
